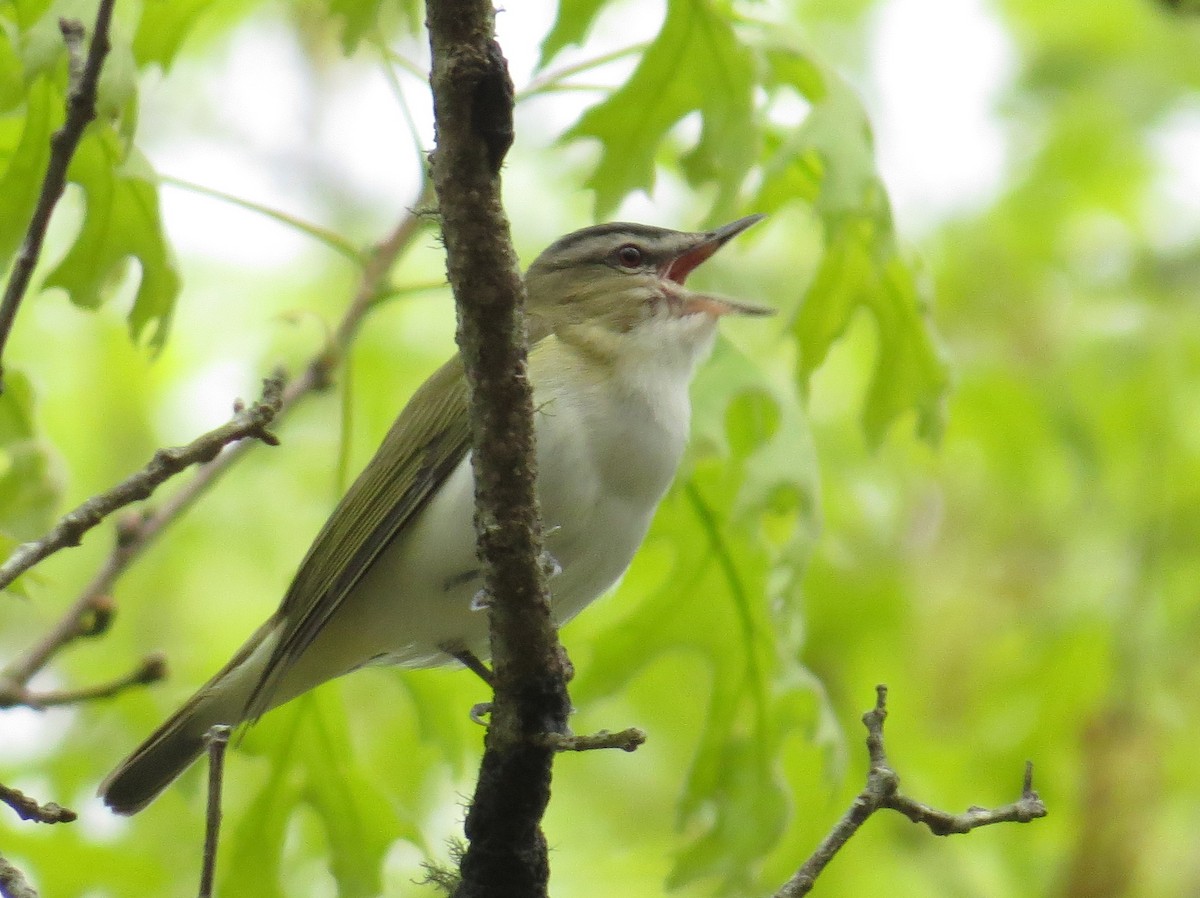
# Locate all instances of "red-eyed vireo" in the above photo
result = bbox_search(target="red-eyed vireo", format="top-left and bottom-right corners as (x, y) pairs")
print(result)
(99, 215), (771, 814)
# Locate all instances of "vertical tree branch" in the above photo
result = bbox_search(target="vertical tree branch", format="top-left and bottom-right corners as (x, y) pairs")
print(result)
(425, 3), (569, 897)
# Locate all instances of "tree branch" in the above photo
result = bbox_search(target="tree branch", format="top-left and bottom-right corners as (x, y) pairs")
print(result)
(0, 0), (117, 389)
(0, 853), (40, 898)
(0, 782), (76, 824)
(426, 2), (569, 897)
(198, 725), (232, 898)
(776, 685), (1048, 897)
(0, 375), (285, 596)
(0, 192), (434, 707)
(0, 653), (166, 709)
(540, 728), (646, 753)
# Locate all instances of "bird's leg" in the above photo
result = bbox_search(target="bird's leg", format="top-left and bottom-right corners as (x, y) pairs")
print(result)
(441, 642), (495, 725)
(441, 642), (493, 686)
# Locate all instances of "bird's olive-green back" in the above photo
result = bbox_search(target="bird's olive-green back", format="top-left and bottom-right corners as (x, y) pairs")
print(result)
(245, 353), (473, 717)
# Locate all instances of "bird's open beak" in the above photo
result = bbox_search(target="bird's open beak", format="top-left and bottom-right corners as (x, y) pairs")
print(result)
(662, 214), (775, 318)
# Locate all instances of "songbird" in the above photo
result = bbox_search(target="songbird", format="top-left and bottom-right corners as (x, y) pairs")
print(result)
(100, 215), (771, 814)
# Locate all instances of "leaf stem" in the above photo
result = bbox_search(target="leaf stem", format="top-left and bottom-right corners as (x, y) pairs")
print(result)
(519, 43), (650, 100)
(158, 175), (365, 263)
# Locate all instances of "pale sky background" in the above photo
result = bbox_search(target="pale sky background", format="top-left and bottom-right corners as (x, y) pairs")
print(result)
(135, 0), (1200, 266)
(113, 0), (1200, 461)
(140, 0), (1017, 264)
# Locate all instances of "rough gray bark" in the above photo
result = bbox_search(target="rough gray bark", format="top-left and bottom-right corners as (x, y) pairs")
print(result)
(426, 3), (571, 897)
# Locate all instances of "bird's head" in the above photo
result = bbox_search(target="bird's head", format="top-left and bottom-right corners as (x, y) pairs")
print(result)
(524, 216), (773, 361)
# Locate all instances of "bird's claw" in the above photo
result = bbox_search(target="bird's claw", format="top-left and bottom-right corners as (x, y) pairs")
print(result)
(540, 549), (562, 580)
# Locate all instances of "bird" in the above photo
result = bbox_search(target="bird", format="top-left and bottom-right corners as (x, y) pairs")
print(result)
(99, 215), (771, 814)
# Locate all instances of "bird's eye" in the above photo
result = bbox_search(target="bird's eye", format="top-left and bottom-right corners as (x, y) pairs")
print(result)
(616, 244), (644, 268)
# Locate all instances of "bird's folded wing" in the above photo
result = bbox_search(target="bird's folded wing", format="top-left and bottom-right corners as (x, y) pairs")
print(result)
(244, 354), (472, 719)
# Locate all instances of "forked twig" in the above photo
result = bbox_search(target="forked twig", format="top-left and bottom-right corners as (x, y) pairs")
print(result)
(776, 685), (1047, 897)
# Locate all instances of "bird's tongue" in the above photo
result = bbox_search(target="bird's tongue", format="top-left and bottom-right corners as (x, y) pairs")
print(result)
(664, 242), (720, 285)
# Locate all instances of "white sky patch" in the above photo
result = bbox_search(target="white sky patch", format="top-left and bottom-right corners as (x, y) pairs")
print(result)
(136, 0), (1019, 265)
(140, 19), (320, 267)
(157, 356), (258, 439)
(0, 703), (72, 763)
(867, 0), (1016, 234)
(1146, 103), (1200, 249)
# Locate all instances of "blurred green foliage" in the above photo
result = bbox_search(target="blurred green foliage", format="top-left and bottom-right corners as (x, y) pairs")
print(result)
(1, 0), (1198, 896)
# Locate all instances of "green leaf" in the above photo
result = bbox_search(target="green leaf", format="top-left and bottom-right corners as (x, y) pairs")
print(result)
(132, 0), (214, 69)
(43, 126), (179, 348)
(565, 0), (756, 217)
(300, 693), (401, 898)
(227, 708), (307, 898)
(752, 50), (950, 443)
(753, 50), (881, 221)
(5, 0), (54, 31)
(539, 0), (609, 68)
(795, 219), (948, 444)
(0, 368), (62, 544)
(0, 19), (24, 111)
(233, 691), (409, 898)
(0, 76), (57, 269)
(321, 0), (422, 53)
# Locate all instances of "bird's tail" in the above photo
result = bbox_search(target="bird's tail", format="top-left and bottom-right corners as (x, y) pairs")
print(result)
(99, 624), (274, 815)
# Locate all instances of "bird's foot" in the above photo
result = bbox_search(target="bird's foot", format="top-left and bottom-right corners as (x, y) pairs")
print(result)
(540, 548), (562, 580)
(469, 588), (491, 611)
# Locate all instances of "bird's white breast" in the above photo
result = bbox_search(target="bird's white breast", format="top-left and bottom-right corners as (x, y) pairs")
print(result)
(532, 336), (695, 623)
(281, 319), (714, 680)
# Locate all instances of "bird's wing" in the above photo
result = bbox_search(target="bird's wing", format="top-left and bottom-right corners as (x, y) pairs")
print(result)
(244, 353), (472, 719)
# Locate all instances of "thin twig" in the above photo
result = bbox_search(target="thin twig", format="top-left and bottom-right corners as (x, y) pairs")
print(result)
(0, 374), (284, 596)
(0, 0), (117, 389)
(886, 759), (1046, 834)
(775, 685), (1047, 898)
(517, 42), (650, 100)
(539, 728), (646, 753)
(0, 853), (40, 898)
(0, 653), (166, 709)
(0, 188), (434, 704)
(0, 783), (77, 824)
(159, 175), (364, 262)
(198, 725), (232, 898)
